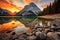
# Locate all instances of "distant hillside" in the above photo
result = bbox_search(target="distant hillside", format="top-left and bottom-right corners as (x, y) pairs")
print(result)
(0, 8), (10, 16)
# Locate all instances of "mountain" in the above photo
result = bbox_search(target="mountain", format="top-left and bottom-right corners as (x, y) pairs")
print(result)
(0, 8), (10, 16)
(16, 3), (41, 16)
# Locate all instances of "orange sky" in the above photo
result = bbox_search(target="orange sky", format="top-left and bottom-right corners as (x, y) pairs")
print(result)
(0, 0), (23, 15)
(24, 0), (33, 5)
(24, 0), (42, 4)
(0, 0), (54, 13)
(41, 3), (48, 8)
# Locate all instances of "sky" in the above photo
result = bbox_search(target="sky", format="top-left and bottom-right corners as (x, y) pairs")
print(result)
(0, 0), (54, 12)
(5, 0), (54, 11)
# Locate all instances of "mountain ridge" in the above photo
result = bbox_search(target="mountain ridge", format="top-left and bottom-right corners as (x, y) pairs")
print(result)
(16, 2), (41, 16)
(0, 8), (11, 16)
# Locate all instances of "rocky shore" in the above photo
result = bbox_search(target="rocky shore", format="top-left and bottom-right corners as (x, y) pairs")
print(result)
(0, 18), (60, 40)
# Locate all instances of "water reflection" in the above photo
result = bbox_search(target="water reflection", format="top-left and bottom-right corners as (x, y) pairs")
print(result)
(0, 16), (53, 32)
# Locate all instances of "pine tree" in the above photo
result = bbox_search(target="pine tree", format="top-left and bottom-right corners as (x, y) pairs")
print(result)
(52, 0), (57, 13)
(48, 3), (52, 13)
(56, 0), (60, 13)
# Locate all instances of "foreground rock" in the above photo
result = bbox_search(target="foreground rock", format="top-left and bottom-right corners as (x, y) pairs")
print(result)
(0, 18), (60, 40)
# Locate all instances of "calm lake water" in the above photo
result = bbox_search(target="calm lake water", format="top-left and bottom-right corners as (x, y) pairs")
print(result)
(0, 16), (53, 24)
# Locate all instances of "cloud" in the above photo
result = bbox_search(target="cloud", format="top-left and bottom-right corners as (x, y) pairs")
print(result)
(0, 0), (23, 14)
(5, 0), (25, 7)
(0, 0), (54, 11)
(41, 3), (48, 8)
(33, 0), (41, 4)
(5, 0), (11, 3)
(23, 0), (41, 5)
(24, 0), (33, 5)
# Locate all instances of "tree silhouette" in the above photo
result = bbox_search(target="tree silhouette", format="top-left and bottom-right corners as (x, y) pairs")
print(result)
(40, 0), (60, 16)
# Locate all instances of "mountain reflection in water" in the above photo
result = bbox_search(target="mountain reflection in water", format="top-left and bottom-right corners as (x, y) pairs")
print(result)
(0, 16), (53, 32)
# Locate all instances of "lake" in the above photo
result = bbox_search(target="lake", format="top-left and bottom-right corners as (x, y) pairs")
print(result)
(0, 16), (53, 32)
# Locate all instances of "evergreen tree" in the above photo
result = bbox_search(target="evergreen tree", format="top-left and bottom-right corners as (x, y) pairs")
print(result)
(48, 3), (52, 13)
(56, 0), (60, 13)
(52, 0), (57, 13)
(39, 0), (60, 16)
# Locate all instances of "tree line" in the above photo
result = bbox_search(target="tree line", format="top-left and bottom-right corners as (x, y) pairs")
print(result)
(39, 0), (60, 15)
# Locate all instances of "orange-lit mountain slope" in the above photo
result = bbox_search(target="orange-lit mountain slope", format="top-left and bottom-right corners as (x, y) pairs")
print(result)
(0, 1), (23, 15)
